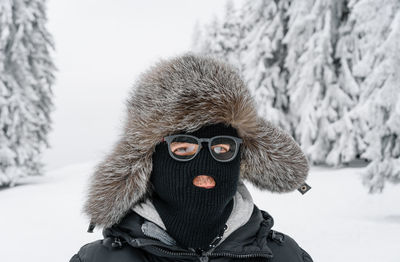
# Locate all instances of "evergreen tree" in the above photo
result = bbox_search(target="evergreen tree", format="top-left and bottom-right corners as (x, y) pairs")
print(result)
(217, 0), (242, 68)
(340, 0), (400, 192)
(239, 0), (291, 131)
(193, 15), (221, 56)
(328, 0), (367, 167)
(0, 0), (55, 187)
(193, 0), (241, 69)
(284, 0), (353, 164)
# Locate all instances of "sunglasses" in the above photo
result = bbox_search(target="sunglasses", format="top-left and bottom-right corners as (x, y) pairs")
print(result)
(161, 134), (243, 162)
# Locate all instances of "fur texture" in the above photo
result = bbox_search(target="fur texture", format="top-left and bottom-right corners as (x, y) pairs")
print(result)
(83, 53), (310, 229)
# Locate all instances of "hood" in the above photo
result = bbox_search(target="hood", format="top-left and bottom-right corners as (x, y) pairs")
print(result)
(102, 203), (275, 260)
(84, 53), (310, 229)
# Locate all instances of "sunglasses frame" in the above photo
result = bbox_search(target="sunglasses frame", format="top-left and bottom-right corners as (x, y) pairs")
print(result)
(161, 134), (243, 162)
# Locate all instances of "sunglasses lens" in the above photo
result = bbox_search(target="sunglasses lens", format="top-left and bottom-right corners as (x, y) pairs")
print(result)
(169, 135), (199, 160)
(210, 137), (237, 161)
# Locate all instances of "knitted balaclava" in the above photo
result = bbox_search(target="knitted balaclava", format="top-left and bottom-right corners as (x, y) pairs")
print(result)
(149, 123), (241, 250)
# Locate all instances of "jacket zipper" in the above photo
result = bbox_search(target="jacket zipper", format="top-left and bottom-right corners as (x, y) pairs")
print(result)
(210, 252), (273, 259)
(152, 245), (273, 260)
(152, 246), (198, 257)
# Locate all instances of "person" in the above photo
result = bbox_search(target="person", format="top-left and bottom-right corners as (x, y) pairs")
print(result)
(69, 53), (313, 262)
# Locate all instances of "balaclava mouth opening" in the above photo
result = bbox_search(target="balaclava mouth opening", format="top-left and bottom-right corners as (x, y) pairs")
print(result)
(149, 122), (241, 251)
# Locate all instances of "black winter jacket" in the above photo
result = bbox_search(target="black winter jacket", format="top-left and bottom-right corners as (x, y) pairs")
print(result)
(69, 204), (313, 262)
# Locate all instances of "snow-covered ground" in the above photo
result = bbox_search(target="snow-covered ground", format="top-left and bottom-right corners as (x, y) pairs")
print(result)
(1, 162), (399, 262)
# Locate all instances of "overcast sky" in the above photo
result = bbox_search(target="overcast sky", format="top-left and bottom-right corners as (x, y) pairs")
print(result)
(44, 0), (244, 170)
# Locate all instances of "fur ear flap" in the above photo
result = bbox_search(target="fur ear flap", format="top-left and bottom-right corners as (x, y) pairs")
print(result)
(239, 117), (310, 192)
(82, 137), (154, 228)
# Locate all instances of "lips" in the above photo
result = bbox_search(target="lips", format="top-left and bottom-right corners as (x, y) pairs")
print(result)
(193, 175), (216, 189)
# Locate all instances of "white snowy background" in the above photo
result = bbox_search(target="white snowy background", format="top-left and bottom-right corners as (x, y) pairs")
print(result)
(1, 0), (400, 262)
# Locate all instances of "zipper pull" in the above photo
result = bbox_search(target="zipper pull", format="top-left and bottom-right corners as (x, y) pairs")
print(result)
(198, 250), (209, 262)
(208, 235), (223, 249)
(190, 248), (209, 262)
(207, 225), (226, 249)
(199, 256), (209, 262)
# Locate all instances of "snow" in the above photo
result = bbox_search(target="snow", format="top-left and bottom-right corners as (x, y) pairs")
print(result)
(1, 162), (399, 262)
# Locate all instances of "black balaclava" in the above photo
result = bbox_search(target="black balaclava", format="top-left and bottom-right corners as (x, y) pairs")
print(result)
(150, 123), (241, 251)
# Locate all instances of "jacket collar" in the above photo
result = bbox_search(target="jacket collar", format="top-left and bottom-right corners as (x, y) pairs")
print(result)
(102, 185), (274, 260)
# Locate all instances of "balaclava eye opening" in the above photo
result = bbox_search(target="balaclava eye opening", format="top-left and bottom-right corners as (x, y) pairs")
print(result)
(149, 122), (241, 250)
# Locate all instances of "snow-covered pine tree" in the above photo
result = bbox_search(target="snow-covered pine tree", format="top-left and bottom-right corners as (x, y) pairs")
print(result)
(216, 0), (242, 68)
(239, 0), (291, 131)
(192, 15), (221, 56)
(0, 0), (55, 187)
(339, 0), (400, 192)
(284, 0), (352, 164)
(192, 0), (241, 70)
(322, 0), (364, 166)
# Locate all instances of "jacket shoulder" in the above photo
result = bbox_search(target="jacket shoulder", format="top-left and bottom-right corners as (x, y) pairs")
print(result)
(267, 230), (313, 262)
(69, 238), (149, 262)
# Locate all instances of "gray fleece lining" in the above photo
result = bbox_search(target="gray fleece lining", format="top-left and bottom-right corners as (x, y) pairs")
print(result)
(131, 178), (254, 248)
(141, 221), (177, 246)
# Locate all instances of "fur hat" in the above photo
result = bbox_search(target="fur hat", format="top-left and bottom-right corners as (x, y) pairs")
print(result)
(83, 53), (310, 229)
